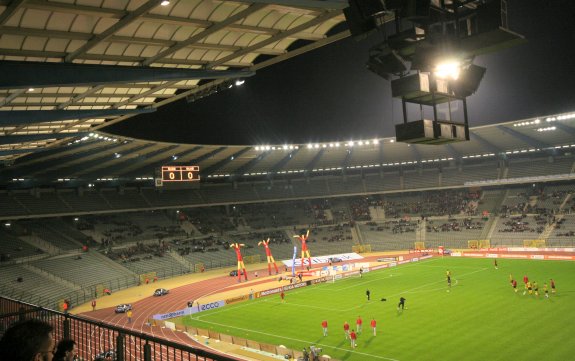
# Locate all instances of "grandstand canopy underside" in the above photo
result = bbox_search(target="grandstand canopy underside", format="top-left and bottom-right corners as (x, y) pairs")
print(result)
(0, 1), (574, 199)
(0, 111), (574, 191)
(0, 0), (353, 162)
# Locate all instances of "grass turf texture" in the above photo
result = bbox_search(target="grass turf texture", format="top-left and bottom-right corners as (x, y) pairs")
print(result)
(178, 257), (574, 361)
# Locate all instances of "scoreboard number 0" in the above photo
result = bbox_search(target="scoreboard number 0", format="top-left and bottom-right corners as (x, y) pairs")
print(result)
(160, 166), (200, 182)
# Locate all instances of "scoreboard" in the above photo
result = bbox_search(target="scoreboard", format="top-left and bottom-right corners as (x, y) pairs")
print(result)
(157, 166), (200, 188)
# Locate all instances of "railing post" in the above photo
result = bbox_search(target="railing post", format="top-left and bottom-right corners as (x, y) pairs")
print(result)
(143, 342), (152, 361)
(116, 334), (125, 361)
(63, 318), (70, 339)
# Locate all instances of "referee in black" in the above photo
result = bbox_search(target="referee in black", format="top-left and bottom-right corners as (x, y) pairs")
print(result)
(366, 289), (370, 301)
(397, 297), (406, 310)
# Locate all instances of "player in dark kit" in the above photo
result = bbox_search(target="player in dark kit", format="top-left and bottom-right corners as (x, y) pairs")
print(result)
(397, 297), (406, 310)
(366, 289), (370, 301)
(447, 274), (451, 291)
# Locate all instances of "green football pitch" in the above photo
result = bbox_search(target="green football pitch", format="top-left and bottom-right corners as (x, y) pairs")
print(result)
(179, 257), (575, 361)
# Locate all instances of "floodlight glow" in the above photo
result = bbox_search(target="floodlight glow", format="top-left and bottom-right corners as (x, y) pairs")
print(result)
(434, 60), (461, 80)
(160, 1), (170, 6)
(235, 79), (245, 86)
(307, 144), (312, 149)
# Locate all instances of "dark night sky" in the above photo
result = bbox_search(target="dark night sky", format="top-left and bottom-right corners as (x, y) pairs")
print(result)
(105, 0), (575, 145)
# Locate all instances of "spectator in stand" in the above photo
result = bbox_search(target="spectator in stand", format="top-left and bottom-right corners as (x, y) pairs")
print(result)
(91, 299), (96, 311)
(0, 318), (55, 361)
(53, 339), (77, 361)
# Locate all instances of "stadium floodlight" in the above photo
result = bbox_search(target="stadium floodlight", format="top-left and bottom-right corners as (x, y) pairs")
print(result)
(160, 1), (170, 6)
(235, 79), (245, 86)
(367, 44), (409, 81)
(449, 63), (486, 97)
(434, 60), (461, 80)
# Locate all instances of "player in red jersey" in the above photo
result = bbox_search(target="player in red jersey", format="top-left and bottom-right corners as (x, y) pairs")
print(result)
(512, 279), (518, 293)
(293, 230), (312, 270)
(350, 330), (357, 348)
(356, 316), (363, 334)
(343, 321), (350, 339)
(370, 318), (377, 336)
(230, 243), (248, 282)
(523, 275), (528, 285)
(321, 320), (328, 336)
(550, 278), (556, 294)
(258, 238), (279, 275)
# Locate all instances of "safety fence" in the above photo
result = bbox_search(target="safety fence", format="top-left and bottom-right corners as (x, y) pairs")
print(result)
(0, 296), (240, 361)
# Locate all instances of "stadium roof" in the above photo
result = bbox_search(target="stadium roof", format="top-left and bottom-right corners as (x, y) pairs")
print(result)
(0, 1), (574, 189)
(0, 0), (354, 162)
(1, 111), (574, 188)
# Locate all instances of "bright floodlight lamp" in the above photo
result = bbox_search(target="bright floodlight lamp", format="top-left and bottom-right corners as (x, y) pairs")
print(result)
(367, 44), (408, 80)
(434, 60), (461, 80)
(449, 64), (486, 97)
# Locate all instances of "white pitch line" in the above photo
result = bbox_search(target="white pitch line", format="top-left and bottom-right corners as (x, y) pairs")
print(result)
(190, 318), (400, 361)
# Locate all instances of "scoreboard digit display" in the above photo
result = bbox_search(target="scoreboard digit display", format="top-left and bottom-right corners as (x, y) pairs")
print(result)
(160, 166), (200, 182)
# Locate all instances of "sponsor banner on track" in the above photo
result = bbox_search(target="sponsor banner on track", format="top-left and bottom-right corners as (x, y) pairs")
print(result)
(260, 287), (282, 297)
(456, 253), (575, 261)
(153, 300), (227, 320)
(371, 264), (389, 271)
(283, 282), (307, 291)
(282, 252), (363, 267)
(199, 300), (226, 312)
(153, 309), (188, 320)
(548, 255), (575, 260)
(312, 277), (328, 284)
(226, 294), (250, 305)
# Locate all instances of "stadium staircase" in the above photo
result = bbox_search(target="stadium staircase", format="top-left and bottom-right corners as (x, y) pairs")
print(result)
(180, 220), (201, 237)
(324, 209), (334, 222)
(418, 218), (427, 244)
(22, 262), (81, 290)
(91, 251), (139, 277)
(351, 223), (363, 245)
(19, 234), (60, 255)
(538, 193), (573, 241)
(168, 250), (192, 271)
(485, 216), (501, 242)
(233, 217), (250, 232)
(368, 206), (385, 221)
(79, 229), (103, 242)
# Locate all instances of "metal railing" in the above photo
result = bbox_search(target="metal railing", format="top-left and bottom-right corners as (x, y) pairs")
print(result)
(0, 296), (240, 361)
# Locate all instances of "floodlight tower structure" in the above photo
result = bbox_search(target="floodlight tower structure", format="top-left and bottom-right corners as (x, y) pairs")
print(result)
(344, 0), (525, 144)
